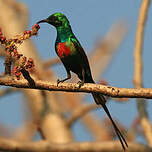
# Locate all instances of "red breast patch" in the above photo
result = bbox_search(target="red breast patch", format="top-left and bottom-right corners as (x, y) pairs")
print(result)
(57, 42), (71, 58)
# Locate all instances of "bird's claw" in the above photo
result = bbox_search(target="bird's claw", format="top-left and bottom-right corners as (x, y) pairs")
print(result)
(57, 79), (63, 86)
(77, 81), (84, 88)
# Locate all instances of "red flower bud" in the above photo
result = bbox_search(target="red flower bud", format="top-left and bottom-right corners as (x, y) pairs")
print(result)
(13, 49), (17, 54)
(24, 30), (27, 34)
(28, 58), (33, 63)
(27, 30), (31, 34)
(32, 24), (40, 29)
(1, 36), (6, 42)
(35, 24), (40, 29)
(15, 72), (21, 76)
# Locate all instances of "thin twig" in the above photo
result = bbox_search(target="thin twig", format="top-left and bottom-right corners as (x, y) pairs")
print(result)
(90, 21), (128, 81)
(4, 49), (12, 75)
(67, 103), (98, 127)
(0, 48), (5, 56)
(133, 0), (152, 146)
(43, 58), (60, 68)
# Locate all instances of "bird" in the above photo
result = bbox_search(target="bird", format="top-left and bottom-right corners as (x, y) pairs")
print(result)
(37, 12), (128, 151)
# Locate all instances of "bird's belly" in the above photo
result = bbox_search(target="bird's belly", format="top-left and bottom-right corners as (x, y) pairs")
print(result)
(62, 54), (82, 75)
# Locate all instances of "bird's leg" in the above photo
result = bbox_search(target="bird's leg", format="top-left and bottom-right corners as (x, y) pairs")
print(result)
(77, 67), (85, 88)
(57, 70), (71, 86)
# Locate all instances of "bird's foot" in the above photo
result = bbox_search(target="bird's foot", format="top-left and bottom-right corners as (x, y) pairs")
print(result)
(77, 81), (84, 88)
(57, 79), (64, 86)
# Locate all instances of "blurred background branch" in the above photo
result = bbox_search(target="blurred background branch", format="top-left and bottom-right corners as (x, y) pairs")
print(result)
(133, 0), (152, 146)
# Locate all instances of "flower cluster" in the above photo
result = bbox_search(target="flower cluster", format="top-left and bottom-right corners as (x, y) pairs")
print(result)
(25, 58), (34, 69)
(11, 48), (35, 80)
(11, 66), (21, 80)
(0, 23), (39, 79)
(13, 24), (40, 43)
(11, 58), (35, 80)
(32, 24), (40, 35)
(23, 24), (40, 38)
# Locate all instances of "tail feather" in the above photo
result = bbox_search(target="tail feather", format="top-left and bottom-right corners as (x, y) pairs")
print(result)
(92, 92), (128, 151)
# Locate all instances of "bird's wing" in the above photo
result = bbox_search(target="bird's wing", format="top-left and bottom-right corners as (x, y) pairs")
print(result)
(70, 36), (93, 83)
(70, 36), (90, 68)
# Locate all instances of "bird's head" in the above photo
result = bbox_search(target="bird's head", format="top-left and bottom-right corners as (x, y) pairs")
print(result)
(37, 13), (70, 28)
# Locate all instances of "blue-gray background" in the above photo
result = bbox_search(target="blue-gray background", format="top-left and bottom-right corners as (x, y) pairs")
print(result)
(0, 0), (152, 143)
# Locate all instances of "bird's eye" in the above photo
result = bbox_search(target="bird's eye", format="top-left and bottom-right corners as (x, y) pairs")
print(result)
(55, 20), (62, 26)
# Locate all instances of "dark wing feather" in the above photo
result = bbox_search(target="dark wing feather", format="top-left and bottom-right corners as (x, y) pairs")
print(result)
(70, 36), (94, 83)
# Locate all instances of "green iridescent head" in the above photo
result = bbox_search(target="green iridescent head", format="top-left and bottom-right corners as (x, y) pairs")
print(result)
(37, 12), (70, 28)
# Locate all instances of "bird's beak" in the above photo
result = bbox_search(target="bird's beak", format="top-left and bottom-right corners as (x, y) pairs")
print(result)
(37, 19), (48, 24)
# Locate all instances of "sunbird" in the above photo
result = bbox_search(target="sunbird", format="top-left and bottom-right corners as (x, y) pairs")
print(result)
(37, 12), (128, 151)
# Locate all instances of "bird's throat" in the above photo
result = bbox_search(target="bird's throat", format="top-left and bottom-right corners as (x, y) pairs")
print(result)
(56, 26), (73, 42)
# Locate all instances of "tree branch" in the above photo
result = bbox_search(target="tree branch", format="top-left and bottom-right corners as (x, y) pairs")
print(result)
(1, 77), (152, 99)
(0, 137), (151, 152)
(133, 0), (152, 146)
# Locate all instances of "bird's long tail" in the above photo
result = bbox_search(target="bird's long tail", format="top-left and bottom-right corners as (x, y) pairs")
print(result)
(92, 92), (128, 151)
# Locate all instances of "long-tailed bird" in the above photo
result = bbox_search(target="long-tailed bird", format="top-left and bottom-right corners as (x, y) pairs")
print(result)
(37, 12), (128, 151)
